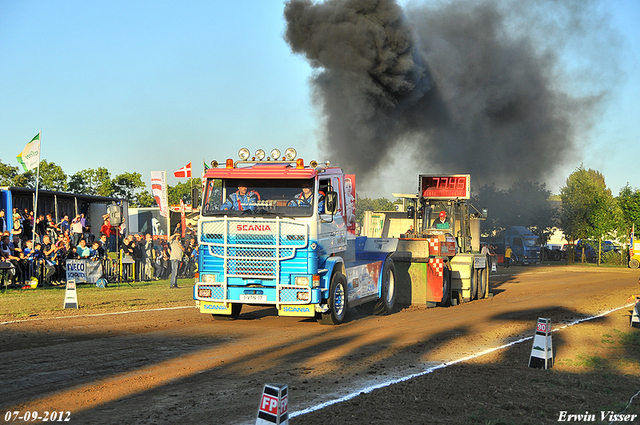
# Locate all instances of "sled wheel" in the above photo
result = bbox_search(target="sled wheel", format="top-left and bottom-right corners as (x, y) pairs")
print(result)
(469, 265), (477, 301)
(374, 258), (396, 315)
(438, 266), (451, 306)
(477, 267), (486, 299)
(319, 273), (347, 325)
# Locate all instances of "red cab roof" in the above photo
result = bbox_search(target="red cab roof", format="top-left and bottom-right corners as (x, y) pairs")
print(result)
(204, 163), (341, 180)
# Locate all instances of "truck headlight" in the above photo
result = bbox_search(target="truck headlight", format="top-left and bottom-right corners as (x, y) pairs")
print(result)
(294, 276), (310, 286)
(201, 274), (216, 283)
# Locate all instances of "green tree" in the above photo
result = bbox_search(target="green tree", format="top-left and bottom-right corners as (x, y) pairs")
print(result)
(168, 178), (201, 205)
(617, 184), (640, 241)
(68, 167), (114, 196)
(136, 191), (156, 208)
(112, 172), (146, 207)
(560, 166), (619, 263)
(38, 160), (67, 191)
(356, 195), (395, 226)
(0, 160), (20, 186)
(2, 158), (35, 188)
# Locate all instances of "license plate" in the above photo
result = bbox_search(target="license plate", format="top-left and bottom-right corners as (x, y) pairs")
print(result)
(240, 294), (267, 302)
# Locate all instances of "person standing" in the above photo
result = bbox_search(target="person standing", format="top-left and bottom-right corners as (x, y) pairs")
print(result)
(143, 234), (155, 281)
(481, 243), (491, 269)
(59, 215), (71, 236)
(505, 245), (512, 268)
(71, 215), (83, 246)
(0, 210), (7, 233)
(168, 232), (183, 288)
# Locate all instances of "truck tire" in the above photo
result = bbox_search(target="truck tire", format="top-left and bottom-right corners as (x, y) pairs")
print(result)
(630, 259), (640, 269)
(212, 303), (242, 320)
(319, 273), (348, 325)
(374, 258), (396, 315)
(438, 266), (451, 306)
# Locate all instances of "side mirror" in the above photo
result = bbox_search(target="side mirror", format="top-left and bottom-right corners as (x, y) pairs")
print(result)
(325, 191), (338, 215)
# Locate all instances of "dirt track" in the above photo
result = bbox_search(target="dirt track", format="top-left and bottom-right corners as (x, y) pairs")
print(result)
(1, 266), (639, 424)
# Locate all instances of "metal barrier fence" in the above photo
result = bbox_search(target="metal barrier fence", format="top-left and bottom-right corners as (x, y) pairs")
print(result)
(1, 251), (195, 288)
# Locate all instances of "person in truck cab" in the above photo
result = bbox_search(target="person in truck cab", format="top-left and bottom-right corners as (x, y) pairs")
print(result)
(432, 210), (450, 229)
(221, 183), (260, 211)
(289, 183), (325, 213)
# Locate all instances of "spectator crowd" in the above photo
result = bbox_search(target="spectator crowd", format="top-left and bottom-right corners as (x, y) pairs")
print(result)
(1, 208), (198, 288)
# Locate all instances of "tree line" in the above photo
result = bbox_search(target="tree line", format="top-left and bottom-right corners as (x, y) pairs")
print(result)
(4, 159), (640, 249)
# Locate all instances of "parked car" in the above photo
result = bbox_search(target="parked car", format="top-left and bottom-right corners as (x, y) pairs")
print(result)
(542, 244), (563, 261)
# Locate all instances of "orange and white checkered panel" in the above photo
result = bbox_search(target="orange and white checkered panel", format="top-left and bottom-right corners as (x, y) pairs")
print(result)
(429, 257), (444, 277)
(429, 238), (440, 255)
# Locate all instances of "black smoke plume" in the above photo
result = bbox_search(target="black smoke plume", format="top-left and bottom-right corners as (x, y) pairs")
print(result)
(284, 0), (617, 192)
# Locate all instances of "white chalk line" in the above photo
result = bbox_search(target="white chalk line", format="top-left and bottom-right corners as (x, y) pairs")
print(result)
(290, 303), (635, 419)
(0, 305), (194, 325)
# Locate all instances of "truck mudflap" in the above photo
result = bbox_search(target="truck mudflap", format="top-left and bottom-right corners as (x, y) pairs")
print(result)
(277, 304), (316, 317)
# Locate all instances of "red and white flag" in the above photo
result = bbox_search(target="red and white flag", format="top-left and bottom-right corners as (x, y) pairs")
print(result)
(174, 162), (192, 178)
(151, 171), (169, 218)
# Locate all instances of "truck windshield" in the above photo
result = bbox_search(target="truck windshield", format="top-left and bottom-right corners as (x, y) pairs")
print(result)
(524, 238), (537, 247)
(201, 178), (317, 217)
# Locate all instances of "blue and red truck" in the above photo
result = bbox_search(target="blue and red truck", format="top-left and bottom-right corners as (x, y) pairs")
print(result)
(193, 148), (397, 325)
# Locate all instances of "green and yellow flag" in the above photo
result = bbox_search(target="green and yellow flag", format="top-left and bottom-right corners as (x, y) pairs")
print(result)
(17, 132), (41, 172)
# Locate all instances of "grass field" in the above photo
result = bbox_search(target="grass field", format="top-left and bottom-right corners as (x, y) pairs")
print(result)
(0, 277), (196, 322)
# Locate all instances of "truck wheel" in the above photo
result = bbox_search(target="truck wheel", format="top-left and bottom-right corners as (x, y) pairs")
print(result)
(438, 267), (451, 306)
(212, 303), (242, 320)
(476, 268), (486, 300)
(374, 258), (396, 315)
(319, 273), (348, 325)
(630, 259), (640, 269)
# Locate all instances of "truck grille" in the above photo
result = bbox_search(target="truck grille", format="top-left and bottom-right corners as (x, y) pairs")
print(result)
(200, 218), (308, 279)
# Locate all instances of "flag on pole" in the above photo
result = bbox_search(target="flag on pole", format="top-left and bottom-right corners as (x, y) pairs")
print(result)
(201, 159), (210, 191)
(174, 162), (192, 178)
(17, 133), (41, 172)
(151, 171), (169, 218)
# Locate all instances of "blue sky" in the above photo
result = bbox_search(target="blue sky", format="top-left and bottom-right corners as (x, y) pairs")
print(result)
(1, 0), (638, 197)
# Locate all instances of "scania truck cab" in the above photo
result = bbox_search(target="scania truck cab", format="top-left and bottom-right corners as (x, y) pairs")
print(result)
(193, 148), (397, 325)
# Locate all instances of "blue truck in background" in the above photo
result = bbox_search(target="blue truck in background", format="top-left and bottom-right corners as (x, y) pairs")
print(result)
(504, 226), (540, 265)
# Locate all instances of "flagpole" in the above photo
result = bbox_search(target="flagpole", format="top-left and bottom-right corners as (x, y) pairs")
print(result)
(32, 131), (42, 247)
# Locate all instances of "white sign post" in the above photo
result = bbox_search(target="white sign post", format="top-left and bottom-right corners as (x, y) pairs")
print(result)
(64, 279), (78, 309)
(529, 318), (553, 369)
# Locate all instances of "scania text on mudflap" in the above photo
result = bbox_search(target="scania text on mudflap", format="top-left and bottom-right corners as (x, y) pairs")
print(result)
(193, 148), (397, 325)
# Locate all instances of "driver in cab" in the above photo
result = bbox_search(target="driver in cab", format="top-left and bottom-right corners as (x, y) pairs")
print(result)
(289, 183), (325, 213)
(432, 210), (450, 229)
(221, 183), (260, 211)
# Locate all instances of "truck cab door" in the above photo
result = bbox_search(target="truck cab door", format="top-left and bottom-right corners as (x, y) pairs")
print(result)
(318, 176), (347, 255)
